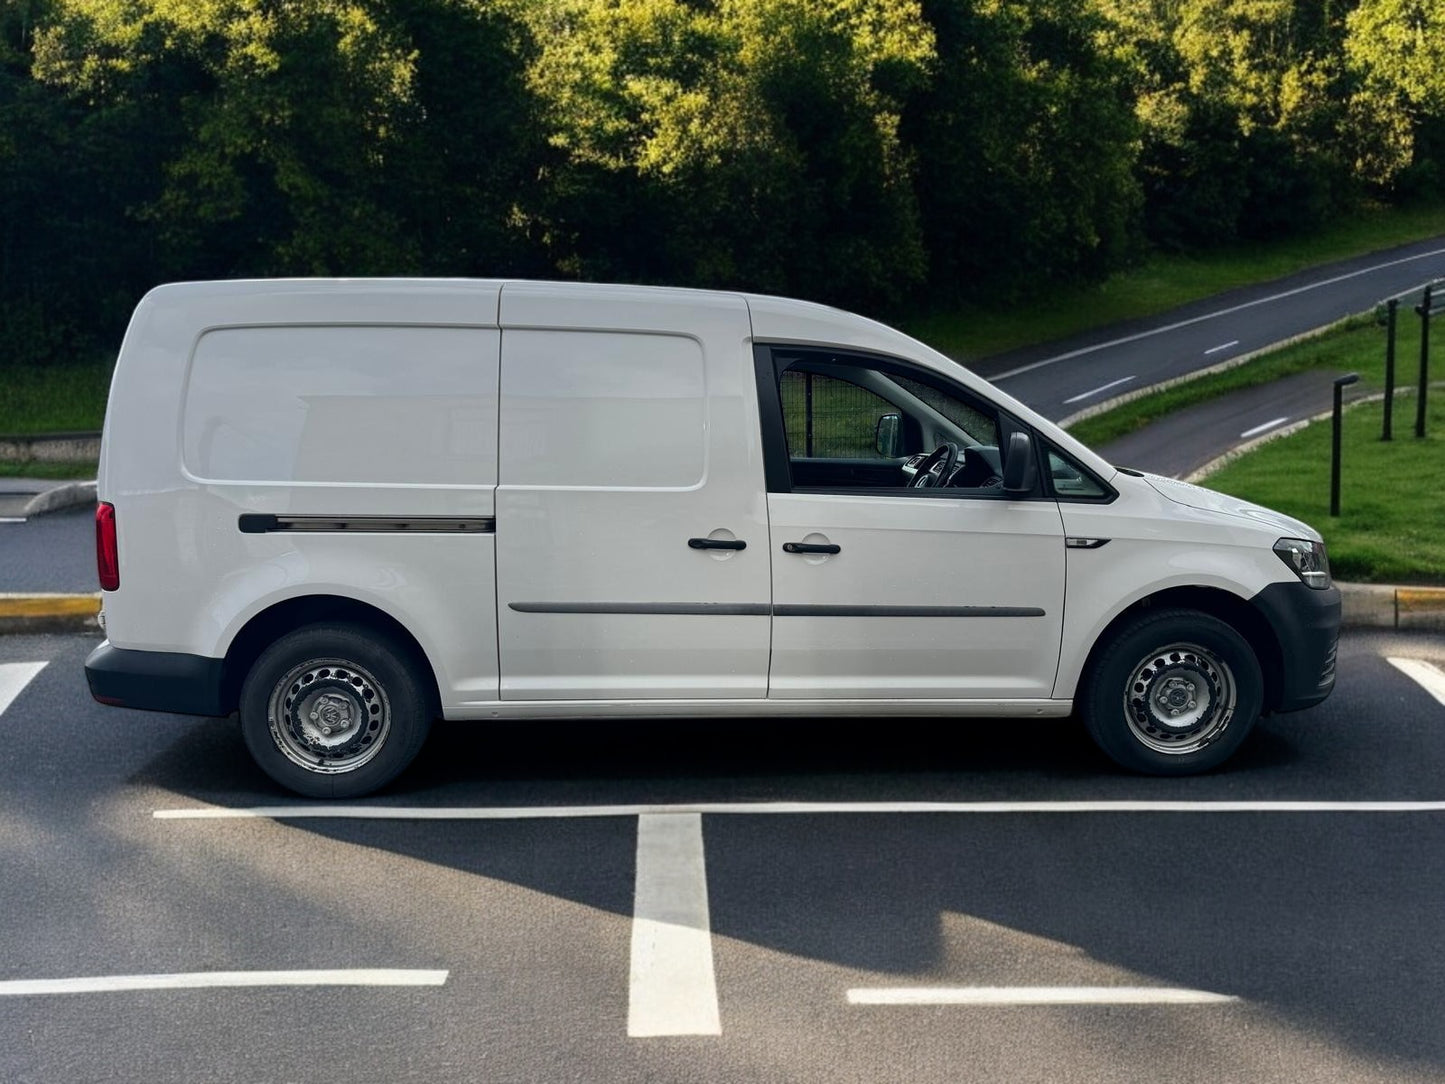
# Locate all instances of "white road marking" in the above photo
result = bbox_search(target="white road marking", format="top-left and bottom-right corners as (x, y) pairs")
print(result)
(1062, 376), (1135, 404)
(1388, 658), (1445, 708)
(1205, 340), (1241, 355)
(848, 986), (1238, 1006)
(0, 969), (448, 997)
(0, 517), (25, 524)
(1239, 416), (1290, 439)
(992, 245), (1445, 380)
(0, 662), (47, 717)
(156, 800), (1445, 820)
(628, 813), (721, 1037)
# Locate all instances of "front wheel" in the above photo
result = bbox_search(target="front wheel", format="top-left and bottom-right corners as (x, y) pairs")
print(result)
(239, 623), (433, 798)
(1080, 609), (1263, 775)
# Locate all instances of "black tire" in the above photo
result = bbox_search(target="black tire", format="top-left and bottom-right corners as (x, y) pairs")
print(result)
(1080, 609), (1263, 775)
(239, 623), (433, 798)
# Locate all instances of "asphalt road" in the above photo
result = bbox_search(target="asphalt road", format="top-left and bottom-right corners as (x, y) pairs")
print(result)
(982, 233), (1445, 423)
(4, 628), (1445, 1083)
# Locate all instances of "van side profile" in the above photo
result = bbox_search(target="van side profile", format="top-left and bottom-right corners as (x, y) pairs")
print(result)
(84, 279), (1340, 796)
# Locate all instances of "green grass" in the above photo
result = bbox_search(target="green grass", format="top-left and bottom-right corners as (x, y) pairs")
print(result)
(905, 201), (1445, 361)
(1204, 393), (1445, 585)
(1, 358), (111, 436)
(1065, 314), (1390, 448)
(0, 459), (98, 479)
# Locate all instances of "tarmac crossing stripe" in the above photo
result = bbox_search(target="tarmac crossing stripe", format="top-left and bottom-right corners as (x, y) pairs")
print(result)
(0, 662), (46, 717)
(0, 969), (448, 997)
(1387, 658), (1445, 709)
(628, 813), (721, 1037)
(156, 800), (1445, 819)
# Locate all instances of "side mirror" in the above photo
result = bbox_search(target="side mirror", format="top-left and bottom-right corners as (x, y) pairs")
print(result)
(875, 413), (902, 458)
(1002, 430), (1037, 495)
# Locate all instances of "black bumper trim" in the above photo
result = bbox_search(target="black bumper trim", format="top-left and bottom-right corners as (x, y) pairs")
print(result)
(1250, 580), (1342, 713)
(84, 641), (229, 717)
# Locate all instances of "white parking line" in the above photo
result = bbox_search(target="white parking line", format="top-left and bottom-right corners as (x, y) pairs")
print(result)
(1205, 340), (1240, 355)
(1240, 416), (1290, 439)
(0, 662), (47, 717)
(1062, 376), (1135, 405)
(628, 813), (721, 1037)
(155, 800), (1445, 820)
(1388, 658), (1445, 708)
(0, 969), (448, 997)
(0, 517), (25, 524)
(848, 986), (1237, 1006)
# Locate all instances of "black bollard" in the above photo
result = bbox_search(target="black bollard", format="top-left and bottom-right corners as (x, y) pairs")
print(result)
(1383, 298), (1397, 441)
(1331, 373), (1359, 517)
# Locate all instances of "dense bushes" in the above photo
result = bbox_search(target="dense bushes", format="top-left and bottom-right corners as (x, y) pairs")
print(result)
(1, 0), (1442, 370)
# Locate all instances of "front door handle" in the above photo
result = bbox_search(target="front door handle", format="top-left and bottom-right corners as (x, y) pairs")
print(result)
(783, 541), (841, 555)
(689, 537), (747, 551)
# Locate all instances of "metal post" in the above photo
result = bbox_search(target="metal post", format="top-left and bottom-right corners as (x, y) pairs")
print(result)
(1417, 283), (1432, 439)
(1331, 373), (1359, 517)
(804, 371), (814, 457)
(1383, 298), (1397, 441)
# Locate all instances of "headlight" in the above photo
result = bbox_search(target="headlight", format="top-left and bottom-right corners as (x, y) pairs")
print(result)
(1274, 537), (1331, 590)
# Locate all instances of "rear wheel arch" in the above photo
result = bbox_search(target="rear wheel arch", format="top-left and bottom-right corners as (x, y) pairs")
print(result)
(219, 595), (441, 719)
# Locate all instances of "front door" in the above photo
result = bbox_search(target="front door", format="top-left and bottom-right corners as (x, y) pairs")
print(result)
(758, 347), (1066, 700)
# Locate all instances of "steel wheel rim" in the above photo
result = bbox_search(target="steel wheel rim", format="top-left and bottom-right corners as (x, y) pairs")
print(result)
(267, 658), (391, 775)
(1122, 641), (1236, 755)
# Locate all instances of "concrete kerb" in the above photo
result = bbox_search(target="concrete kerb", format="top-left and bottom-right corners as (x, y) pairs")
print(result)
(0, 585), (1438, 636)
(22, 480), (97, 517)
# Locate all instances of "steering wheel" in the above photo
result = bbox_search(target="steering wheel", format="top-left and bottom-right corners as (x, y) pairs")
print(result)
(910, 442), (960, 488)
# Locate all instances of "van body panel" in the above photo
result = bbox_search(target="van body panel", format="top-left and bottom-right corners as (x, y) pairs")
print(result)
(495, 288), (772, 700)
(88, 277), (1340, 794)
(1052, 474), (1298, 699)
(765, 492), (1066, 698)
(99, 280), (503, 708)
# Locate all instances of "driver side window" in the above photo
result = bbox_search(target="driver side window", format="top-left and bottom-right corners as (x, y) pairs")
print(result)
(770, 351), (1003, 493)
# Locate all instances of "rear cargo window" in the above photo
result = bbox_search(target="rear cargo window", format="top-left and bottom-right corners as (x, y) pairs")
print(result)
(499, 330), (705, 488)
(182, 325), (499, 485)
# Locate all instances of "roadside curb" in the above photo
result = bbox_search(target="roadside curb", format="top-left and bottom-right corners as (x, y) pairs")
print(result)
(22, 480), (97, 517)
(0, 593), (101, 635)
(0, 585), (1438, 635)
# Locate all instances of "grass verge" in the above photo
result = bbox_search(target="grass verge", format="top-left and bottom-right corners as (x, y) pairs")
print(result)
(2, 358), (111, 435)
(906, 201), (1445, 361)
(0, 460), (99, 479)
(1204, 393), (1445, 585)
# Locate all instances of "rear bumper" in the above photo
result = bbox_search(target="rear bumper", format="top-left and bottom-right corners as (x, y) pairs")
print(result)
(84, 640), (229, 717)
(1250, 581), (1341, 713)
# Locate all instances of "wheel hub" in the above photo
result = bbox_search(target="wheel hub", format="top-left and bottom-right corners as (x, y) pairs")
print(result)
(1124, 643), (1236, 754)
(267, 661), (391, 773)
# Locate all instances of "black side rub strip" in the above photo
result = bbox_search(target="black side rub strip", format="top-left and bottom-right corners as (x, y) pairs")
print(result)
(510, 602), (772, 616)
(510, 602), (1044, 618)
(240, 514), (495, 534)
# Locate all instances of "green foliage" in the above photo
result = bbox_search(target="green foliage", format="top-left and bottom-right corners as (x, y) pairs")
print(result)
(516, 0), (934, 308)
(907, 0), (1143, 302)
(2, 0), (1445, 373)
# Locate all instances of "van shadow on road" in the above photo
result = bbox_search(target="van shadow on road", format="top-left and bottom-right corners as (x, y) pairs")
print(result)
(127, 667), (1445, 1073)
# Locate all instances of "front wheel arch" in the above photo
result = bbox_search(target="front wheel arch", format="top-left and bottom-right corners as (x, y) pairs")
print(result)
(1079, 607), (1265, 775)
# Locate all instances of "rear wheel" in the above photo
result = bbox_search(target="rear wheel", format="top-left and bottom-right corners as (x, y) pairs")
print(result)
(239, 623), (432, 798)
(1080, 609), (1263, 775)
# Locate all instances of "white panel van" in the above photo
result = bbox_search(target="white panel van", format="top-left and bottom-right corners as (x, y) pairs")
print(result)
(84, 279), (1340, 797)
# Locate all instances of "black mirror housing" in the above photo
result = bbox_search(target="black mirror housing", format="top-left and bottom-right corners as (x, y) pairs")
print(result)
(1002, 430), (1037, 494)
(875, 413), (902, 458)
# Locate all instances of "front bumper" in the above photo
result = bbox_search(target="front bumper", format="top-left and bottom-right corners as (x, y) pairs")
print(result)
(1250, 580), (1341, 713)
(84, 640), (230, 717)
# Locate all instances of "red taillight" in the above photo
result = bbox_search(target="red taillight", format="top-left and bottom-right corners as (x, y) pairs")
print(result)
(96, 502), (119, 591)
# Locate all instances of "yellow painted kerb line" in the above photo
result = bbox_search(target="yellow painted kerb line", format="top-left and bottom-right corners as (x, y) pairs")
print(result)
(0, 594), (101, 619)
(1397, 588), (1445, 614)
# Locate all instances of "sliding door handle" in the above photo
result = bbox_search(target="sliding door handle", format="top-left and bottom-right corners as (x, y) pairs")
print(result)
(783, 541), (841, 555)
(688, 537), (747, 551)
